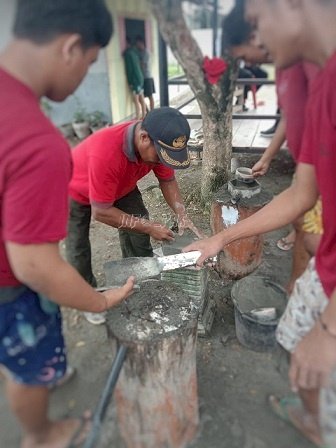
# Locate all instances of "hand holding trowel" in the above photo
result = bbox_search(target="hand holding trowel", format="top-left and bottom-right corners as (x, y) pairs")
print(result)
(104, 250), (207, 286)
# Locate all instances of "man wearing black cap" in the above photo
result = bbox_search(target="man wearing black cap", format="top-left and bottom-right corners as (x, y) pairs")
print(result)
(67, 107), (202, 324)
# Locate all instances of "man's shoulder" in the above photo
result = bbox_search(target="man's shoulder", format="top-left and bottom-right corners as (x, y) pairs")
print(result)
(74, 122), (132, 158)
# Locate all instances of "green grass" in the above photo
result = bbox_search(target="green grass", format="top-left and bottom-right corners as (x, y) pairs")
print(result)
(168, 63), (184, 79)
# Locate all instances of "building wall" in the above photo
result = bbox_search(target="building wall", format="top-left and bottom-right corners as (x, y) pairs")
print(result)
(48, 50), (112, 126)
(0, 0), (15, 48)
(106, 0), (159, 123)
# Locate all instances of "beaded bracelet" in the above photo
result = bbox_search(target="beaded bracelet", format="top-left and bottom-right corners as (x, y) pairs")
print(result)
(319, 316), (336, 339)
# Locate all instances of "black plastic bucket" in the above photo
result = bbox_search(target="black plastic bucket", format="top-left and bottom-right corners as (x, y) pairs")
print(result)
(231, 276), (287, 352)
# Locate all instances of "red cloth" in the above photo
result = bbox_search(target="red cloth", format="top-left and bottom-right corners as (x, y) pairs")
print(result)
(276, 63), (320, 161)
(299, 53), (336, 297)
(69, 122), (175, 206)
(0, 68), (72, 286)
(203, 57), (228, 84)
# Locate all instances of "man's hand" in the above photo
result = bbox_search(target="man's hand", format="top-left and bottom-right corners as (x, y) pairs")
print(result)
(289, 321), (336, 391)
(252, 158), (271, 177)
(177, 213), (205, 239)
(102, 276), (135, 308)
(183, 234), (225, 266)
(149, 223), (175, 241)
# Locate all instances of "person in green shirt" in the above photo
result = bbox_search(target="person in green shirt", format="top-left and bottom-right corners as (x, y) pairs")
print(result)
(123, 36), (147, 119)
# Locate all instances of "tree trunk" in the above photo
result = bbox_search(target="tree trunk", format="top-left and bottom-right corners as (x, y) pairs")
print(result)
(149, 0), (236, 205)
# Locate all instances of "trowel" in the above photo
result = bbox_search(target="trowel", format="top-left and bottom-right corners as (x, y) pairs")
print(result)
(104, 251), (203, 286)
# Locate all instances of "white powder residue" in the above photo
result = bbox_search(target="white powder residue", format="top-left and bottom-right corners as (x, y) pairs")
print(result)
(163, 325), (178, 332)
(150, 311), (169, 323)
(221, 205), (239, 227)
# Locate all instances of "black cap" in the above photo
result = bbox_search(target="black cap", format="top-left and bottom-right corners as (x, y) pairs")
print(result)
(142, 107), (191, 170)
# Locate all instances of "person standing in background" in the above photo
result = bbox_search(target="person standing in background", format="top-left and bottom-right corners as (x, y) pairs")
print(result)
(136, 35), (156, 111)
(123, 36), (147, 119)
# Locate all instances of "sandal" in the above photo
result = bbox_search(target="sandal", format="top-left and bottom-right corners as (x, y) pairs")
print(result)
(269, 395), (326, 448)
(277, 237), (294, 251)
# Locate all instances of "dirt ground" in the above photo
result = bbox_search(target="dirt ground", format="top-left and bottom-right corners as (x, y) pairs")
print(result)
(0, 152), (315, 448)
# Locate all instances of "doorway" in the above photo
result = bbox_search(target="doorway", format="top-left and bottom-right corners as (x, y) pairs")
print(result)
(125, 18), (145, 46)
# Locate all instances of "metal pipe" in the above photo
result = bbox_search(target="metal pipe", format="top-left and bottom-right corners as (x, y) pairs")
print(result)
(158, 32), (169, 107)
(177, 96), (196, 111)
(168, 78), (275, 86)
(212, 0), (218, 57)
(183, 114), (280, 120)
(82, 345), (128, 448)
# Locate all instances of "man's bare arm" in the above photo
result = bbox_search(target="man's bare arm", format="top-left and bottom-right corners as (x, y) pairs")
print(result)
(6, 242), (134, 311)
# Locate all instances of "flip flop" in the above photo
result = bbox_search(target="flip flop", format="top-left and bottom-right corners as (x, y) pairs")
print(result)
(269, 395), (327, 448)
(67, 413), (92, 448)
(269, 395), (302, 422)
(277, 237), (294, 251)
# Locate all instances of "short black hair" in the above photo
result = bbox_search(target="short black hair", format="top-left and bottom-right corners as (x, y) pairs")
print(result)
(222, 0), (251, 49)
(13, 0), (113, 48)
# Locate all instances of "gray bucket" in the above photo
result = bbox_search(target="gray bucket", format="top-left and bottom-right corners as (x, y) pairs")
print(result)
(231, 276), (287, 352)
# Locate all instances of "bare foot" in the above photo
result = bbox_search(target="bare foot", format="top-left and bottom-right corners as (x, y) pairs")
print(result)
(22, 413), (91, 448)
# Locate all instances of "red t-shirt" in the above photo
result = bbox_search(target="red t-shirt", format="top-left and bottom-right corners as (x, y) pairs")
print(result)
(69, 121), (175, 206)
(299, 53), (336, 297)
(276, 63), (320, 161)
(0, 68), (72, 286)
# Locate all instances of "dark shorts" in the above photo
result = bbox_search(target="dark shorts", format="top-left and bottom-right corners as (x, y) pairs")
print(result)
(0, 288), (66, 386)
(144, 78), (155, 97)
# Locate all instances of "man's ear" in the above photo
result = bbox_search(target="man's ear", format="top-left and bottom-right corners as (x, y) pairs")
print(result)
(140, 130), (151, 143)
(61, 34), (83, 65)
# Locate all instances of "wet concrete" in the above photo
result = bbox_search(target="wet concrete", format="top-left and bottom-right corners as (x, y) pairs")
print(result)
(214, 183), (273, 209)
(106, 280), (197, 342)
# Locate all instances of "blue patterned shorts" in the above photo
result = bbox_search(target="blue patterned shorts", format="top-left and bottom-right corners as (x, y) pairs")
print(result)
(0, 288), (67, 386)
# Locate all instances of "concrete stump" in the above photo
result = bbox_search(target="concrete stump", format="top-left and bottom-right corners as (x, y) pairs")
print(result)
(211, 185), (272, 279)
(106, 280), (199, 448)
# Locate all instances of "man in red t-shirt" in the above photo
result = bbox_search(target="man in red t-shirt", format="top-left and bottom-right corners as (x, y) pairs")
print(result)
(67, 106), (202, 324)
(187, 0), (336, 445)
(223, 8), (321, 294)
(0, 1), (134, 447)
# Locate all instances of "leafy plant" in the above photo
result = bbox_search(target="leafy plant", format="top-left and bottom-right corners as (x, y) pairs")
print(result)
(73, 108), (88, 124)
(88, 110), (107, 127)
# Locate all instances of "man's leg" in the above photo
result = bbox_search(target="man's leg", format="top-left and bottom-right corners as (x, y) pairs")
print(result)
(149, 94), (155, 110)
(276, 260), (328, 446)
(286, 217), (310, 294)
(6, 380), (89, 448)
(115, 188), (153, 258)
(66, 199), (97, 287)
(320, 370), (336, 448)
(139, 92), (147, 118)
(132, 92), (141, 120)
(0, 290), (90, 447)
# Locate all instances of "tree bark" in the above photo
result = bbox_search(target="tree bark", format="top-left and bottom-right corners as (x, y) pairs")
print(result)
(149, 0), (236, 204)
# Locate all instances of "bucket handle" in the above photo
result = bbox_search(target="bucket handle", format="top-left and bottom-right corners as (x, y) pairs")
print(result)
(262, 278), (288, 297)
